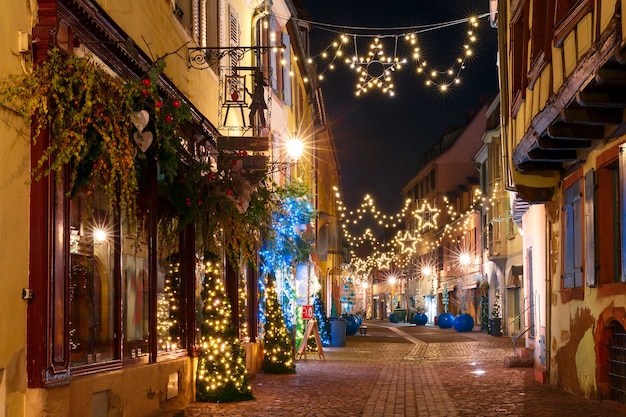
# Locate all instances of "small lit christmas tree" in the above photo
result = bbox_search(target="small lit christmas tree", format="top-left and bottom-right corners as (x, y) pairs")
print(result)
(491, 289), (502, 318)
(196, 254), (254, 402)
(261, 274), (296, 374)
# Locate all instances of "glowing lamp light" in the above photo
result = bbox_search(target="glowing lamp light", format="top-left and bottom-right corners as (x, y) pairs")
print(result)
(388, 276), (397, 285)
(94, 228), (107, 242)
(286, 138), (304, 161)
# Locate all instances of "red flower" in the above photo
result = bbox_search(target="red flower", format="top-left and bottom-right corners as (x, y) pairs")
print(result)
(173, 100), (181, 108)
(165, 114), (173, 122)
(142, 79), (151, 86)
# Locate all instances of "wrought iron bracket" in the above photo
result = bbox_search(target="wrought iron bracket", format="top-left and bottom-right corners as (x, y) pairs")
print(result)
(188, 45), (283, 70)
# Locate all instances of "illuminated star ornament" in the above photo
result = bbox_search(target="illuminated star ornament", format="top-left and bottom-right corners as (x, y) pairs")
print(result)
(352, 36), (405, 96)
(308, 13), (488, 97)
(397, 230), (418, 255)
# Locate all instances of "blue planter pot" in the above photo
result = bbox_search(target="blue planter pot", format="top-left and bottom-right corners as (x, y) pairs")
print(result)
(454, 313), (475, 332)
(413, 313), (428, 325)
(438, 312), (454, 329)
(388, 313), (397, 323)
(343, 314), (360, 336)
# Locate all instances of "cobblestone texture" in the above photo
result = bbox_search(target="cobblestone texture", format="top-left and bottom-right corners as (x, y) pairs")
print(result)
(184, 320), (626, 416)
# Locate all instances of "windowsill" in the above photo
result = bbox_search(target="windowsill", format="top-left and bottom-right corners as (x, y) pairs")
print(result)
(560, 286), (584, 303)
(597, 282), (626, 298)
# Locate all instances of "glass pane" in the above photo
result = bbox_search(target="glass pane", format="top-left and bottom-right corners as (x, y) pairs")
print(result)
(69, 191), (115, 366)
(157, 255), (185, 353)
(122, 218), (150, 359)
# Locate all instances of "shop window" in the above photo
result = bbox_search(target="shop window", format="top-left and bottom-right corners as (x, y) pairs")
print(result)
(562, 173), (583, 290)
(69, 189), (116, 366)
(157, 254), (185, 353)
(122, 217), (150, 360)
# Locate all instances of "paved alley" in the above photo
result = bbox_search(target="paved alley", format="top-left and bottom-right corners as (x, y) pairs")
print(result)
(184, 321), (626, 417)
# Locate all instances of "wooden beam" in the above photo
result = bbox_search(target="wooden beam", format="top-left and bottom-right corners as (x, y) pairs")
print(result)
(561, 107), (622, 125)
(217, 136), (269, 152)
(537, 136), (591, 150)
(547, 123), (606, 140)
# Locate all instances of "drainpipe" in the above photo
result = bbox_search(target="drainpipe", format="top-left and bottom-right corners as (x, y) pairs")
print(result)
(545, 213), (552, 382)
(251, 1), (270, 67)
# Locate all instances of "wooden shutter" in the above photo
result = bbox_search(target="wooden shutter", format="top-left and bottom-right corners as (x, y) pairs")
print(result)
(584, 169), (596, 287)
(563, 179), (583, 288)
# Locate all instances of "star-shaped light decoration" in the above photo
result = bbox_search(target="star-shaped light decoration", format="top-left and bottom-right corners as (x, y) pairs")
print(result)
(350, 36), (406, 97)
(397, 230), (419, 255)
(376, 252), (393, 270)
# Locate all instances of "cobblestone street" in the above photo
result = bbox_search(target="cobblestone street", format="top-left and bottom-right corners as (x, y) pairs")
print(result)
(184, 321), (626, 416)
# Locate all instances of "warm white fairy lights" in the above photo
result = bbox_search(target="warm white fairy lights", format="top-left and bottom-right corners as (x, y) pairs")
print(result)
(295, 13), (489, 96)
(338, 185), (488, 273)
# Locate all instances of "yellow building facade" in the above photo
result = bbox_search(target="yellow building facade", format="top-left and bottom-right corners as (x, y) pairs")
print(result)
(0, 1), (340, 416)
(498, 0), (626, 402)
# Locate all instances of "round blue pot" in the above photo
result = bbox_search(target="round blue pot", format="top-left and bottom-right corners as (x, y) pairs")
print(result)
(343, 314), (360, 336)
(413, 312), (428, 325)
(437, 312), (454, 329)
(388, 313), (397, 323)
(453, 313), (475, 332)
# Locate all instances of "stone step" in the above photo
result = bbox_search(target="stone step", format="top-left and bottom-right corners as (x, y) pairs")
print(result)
(146, 409), (184, 417)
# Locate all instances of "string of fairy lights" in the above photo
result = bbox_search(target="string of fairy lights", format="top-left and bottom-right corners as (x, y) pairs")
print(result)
(336, 184), (505, 273)
(307, 15), (486, 96)
(265, 12), (490, 96)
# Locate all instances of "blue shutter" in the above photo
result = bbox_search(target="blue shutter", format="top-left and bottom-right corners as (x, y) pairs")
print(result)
(584, 169), (596, 287)
(572, 179), (583, 287)
(563, 185), (575, 289)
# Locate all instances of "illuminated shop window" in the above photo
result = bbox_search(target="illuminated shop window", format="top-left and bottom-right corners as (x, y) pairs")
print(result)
(69, 189), (116, 366)
(122, 217), (150, 360)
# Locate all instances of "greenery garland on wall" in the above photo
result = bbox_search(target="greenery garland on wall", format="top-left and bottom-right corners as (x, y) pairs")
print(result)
(0, 48), (189, 225)
(0, 48), (277, 267)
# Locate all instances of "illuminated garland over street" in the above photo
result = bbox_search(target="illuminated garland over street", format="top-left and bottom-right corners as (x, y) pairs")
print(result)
(338, 187), (488, 273)
(297, 13), (489, 96)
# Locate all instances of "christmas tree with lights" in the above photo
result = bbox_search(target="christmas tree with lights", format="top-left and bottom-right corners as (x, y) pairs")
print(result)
(196, 255), (254, 402)
(261, 274), (296, 374)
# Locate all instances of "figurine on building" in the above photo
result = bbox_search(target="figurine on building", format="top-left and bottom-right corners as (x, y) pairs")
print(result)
(248, 70), (268, 128)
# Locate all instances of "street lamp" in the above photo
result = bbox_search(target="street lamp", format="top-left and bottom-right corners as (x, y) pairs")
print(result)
(286, 138), (304, 161)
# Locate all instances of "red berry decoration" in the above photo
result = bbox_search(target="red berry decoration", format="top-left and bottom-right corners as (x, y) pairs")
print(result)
(226, 189), (233, 195)
(155, 101), (163, 108)
(208, 173), (215, 180)
(142, 89), (149, 97)
(142, 79), (151, 86)
(173, 100), (181, 108)
(165, 114), (173, 122)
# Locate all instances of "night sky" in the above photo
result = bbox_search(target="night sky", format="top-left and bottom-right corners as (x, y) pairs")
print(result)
(300, 1), (499, 215)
